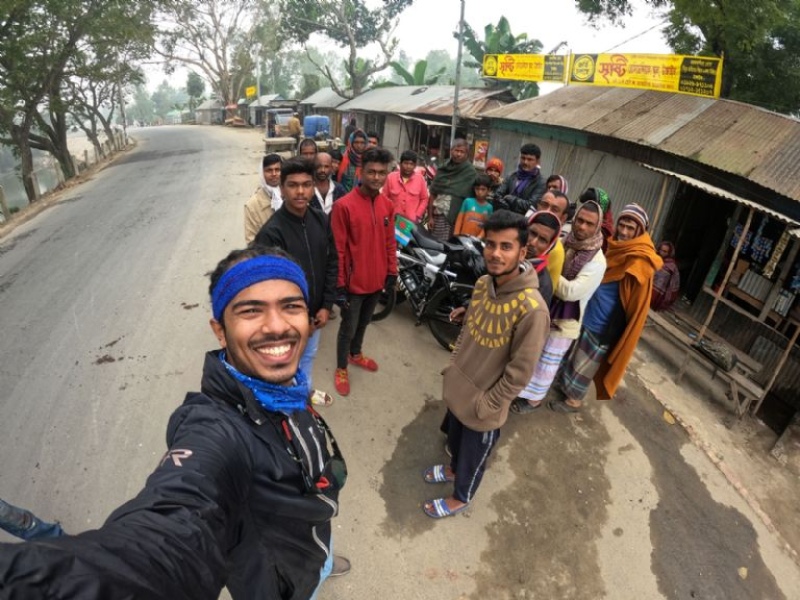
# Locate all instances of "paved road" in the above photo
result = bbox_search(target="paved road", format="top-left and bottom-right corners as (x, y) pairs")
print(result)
(1, 126), (798, 599)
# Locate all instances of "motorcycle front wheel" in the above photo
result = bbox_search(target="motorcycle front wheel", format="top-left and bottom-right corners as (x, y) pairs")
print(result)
(426, 283), (474, 351)
(371, 285), (397, 322)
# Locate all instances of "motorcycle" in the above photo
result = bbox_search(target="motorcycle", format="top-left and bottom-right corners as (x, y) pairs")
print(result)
(372, 218), (485, 351)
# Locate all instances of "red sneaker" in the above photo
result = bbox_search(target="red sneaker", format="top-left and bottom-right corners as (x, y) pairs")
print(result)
(348, 353), (378, 372)
(334, 368), (350, 396)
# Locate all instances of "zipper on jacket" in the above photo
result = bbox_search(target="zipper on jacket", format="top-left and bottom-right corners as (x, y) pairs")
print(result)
(301, 218), (317, 309)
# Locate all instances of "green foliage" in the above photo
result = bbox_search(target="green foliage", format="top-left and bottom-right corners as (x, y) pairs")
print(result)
(128, 84), (155, 124)
(158, 0), (268, 105)
(458, 16), (543, 100)
(574, 0), (800, 112)
(387, 60), (447, 86)
(0, 0), (160, 201)
(278, 0), (416, 96)
(187, 71), (205, 99)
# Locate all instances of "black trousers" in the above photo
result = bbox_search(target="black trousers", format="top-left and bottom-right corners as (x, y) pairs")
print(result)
(443, 410), (499, 504)
(336, 291), (381, 369)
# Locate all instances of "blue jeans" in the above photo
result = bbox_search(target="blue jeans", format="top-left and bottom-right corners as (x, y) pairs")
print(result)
(299, 328), (321, 391)
(0, 498), (64, 540)
(310, 539), (334, 599)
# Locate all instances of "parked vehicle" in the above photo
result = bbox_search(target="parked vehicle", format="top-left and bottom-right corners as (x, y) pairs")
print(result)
(372, 218), (485, 351)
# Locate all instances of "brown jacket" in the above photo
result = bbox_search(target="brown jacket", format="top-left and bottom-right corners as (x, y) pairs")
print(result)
(244, 187), (274, 244)
(443, 264), (550, 431)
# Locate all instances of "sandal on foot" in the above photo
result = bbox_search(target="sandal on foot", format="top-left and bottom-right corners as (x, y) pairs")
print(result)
(548, 398), (581, 413)
(423, 497), (469, 519)
(310, 389), (333, 407)
(510, 397), (542, 414)
(423, 464), (455, 484)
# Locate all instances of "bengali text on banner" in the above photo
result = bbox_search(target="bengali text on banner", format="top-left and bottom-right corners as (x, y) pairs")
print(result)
(482, 54), (568, 83)
(568, 53), (723, 98)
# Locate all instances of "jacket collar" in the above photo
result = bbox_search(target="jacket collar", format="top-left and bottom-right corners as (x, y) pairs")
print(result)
(199, 350), (270, 425)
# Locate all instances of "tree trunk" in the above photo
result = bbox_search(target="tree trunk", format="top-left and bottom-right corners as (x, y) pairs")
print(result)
(12, 122), (38, 203)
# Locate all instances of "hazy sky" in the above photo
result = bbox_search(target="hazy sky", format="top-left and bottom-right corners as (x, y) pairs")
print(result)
(392, 0), (671, 61)
(146, 0), (673, 92)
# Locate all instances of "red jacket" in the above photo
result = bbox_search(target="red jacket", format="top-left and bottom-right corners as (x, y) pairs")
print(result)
(331, 186), (398, 294)
(383, 170), (429, 222)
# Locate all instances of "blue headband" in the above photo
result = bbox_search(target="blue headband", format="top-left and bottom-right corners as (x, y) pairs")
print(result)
(211, 255), (309, 321)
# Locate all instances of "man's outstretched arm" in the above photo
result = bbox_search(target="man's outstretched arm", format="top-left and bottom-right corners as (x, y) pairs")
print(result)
(0, 402), (251, 600)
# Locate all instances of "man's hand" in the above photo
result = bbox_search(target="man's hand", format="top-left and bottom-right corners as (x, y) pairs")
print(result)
(335, 288), (350, 310)
(492, 195), (511, 211)
(313, 308), (330, 329)
(449, 306), (466, 324)
(384, 274), (398, 291)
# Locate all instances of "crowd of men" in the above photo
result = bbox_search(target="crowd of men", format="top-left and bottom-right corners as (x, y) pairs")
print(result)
(0, 126), (675, 599)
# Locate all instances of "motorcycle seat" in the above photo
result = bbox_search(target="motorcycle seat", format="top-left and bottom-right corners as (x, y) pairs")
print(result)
(411, 227), (464, 254)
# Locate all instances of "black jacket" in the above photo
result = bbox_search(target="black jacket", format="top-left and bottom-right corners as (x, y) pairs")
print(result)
(0, 352), (341, 600)
(255, 205), (338, 315)
(494, 169), (546, 215)
(311, 180), (346, 213)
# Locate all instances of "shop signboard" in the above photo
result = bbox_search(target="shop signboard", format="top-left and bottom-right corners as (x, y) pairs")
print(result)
(482, 54), (568, 83)
(482, 52), (723, 99)
(568, 53), (723, 99)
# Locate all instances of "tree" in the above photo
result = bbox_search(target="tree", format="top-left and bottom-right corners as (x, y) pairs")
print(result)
(279, 0), (416, 96)
(574, 0), (800, 112)
(388, 59), (447, 86)
(128, 84), (156, 125)
(458, 17), (543, 100)
(186, 71), (206, 112)
(158, 0), (267, 106)
(0, 0), (158, 202)
(151, 80), (184, 119)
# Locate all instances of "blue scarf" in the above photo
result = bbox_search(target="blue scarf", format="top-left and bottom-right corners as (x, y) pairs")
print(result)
(220, 352), (308, 414)
(513, 166), (540, 197)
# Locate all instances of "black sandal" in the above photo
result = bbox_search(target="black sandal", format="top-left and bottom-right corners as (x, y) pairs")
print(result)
(548, 398), (581, 413)
(510, 397), (542, 414)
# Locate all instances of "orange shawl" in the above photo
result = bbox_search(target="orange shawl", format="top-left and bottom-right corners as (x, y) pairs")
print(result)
(593, 233), (663, 400)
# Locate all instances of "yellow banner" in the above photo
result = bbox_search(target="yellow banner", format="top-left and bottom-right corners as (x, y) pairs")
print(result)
(569, 53), (723, 98)
(482, 54), (567, 83)
(245, 85), (257, 98)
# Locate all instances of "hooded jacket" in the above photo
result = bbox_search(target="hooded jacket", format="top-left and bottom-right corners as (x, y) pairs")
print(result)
(331, 185), (398, 294)
(443, 264), (550, 431)
(255, 205), (338, 316)
(0, 352), (341, 600)
(594, 233), (663, 400)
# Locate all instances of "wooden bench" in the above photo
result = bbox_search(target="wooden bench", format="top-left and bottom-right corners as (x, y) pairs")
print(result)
(646, 311), (766, 417)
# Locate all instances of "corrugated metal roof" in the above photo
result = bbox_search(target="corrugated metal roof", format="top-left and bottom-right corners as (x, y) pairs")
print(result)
(641, 164), (800, 227)
(196, 99), (223, 111)
(300, 87), (349, 109)
(336, 86), (510, 120)
(249, 94), (281, 107)
(483, 87), (800, 201)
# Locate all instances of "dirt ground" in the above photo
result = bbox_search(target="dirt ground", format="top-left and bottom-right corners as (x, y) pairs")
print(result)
(634, 325), (800, 565)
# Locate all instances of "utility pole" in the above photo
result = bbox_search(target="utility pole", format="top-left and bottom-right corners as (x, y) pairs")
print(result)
(450, 0), (466, 152)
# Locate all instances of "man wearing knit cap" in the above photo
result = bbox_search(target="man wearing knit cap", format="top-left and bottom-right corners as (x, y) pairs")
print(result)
(0, 246), (350, 598)
(550, 203), (663, 412)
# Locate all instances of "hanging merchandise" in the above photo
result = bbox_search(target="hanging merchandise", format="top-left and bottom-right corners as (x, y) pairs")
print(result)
(762, 228), (790, 279)
(730, 223), (753, 254)
(791, 261), (800, 292)
(748, 215), (773, 265)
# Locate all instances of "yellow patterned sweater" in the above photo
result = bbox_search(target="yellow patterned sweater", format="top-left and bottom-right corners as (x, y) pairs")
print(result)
(443, 264), (550, 431)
